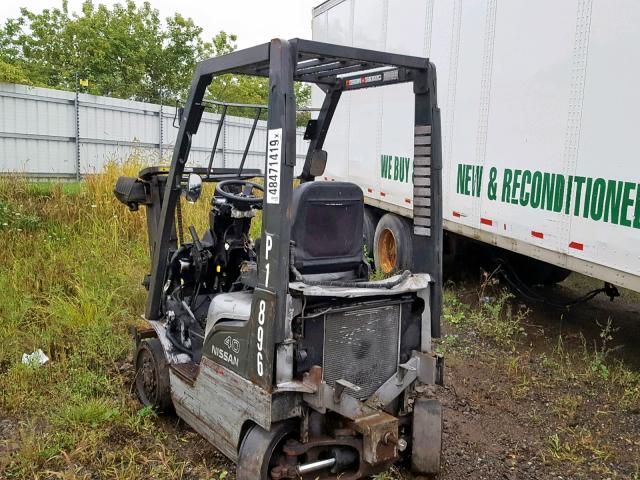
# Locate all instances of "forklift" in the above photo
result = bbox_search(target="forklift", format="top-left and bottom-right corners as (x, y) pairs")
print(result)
(114, 38), (444, 479)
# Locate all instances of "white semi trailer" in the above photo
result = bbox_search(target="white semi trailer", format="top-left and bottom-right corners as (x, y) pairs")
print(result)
(312, 0), (640, 292)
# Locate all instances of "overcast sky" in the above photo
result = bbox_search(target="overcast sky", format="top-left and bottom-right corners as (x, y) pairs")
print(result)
(0, 0), (320, 48)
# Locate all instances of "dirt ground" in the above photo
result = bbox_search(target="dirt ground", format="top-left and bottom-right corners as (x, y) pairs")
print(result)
(434, 275), (640, 480)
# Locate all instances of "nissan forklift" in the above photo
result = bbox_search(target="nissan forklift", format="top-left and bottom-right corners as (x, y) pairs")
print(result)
(114, 38), (444, 479)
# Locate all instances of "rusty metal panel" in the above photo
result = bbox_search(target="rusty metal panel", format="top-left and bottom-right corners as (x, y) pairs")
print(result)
(169, 357), (300, 462)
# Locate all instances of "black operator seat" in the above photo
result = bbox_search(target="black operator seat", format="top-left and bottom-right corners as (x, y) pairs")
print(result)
(290, 181), (365, 280)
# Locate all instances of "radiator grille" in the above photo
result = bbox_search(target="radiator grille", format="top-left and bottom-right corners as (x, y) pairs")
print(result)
(323, 304), (400, 400)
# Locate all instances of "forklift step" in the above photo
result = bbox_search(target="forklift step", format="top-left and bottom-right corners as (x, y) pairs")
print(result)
(170, 362), (200, 385)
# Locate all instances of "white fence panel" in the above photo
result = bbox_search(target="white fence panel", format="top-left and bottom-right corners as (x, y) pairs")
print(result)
(0, 83), (309, 179)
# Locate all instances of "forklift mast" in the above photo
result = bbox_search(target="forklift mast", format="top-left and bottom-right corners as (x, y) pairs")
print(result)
(146, 38), (442, 390)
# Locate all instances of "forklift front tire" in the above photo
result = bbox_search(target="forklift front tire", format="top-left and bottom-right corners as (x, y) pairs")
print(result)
(134, 338), (172, 413)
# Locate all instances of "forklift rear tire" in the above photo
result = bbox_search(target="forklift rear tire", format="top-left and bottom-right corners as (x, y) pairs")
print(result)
(374, 213), (413, 274)
(237, 421), (297, 480)
(411, 398), (443, 475)
(135, 338), (172, 413)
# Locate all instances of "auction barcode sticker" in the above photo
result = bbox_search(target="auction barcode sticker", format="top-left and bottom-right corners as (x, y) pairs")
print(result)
(266, 128), (282, 204)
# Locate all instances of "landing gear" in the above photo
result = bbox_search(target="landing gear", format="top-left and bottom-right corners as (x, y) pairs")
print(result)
(134, 339), (172, 412)
(237, 422), (297, 480)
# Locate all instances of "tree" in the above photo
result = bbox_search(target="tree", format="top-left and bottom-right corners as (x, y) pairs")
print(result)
(0, 0), (311, 115)
(0, 1), (213, 102)
(207, 74), (311, 123)
(0, 61), (31, 85)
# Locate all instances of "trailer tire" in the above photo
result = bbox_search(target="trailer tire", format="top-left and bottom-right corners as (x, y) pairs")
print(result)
(374, 213), (413, 274)
(507, 253), (571, 286)
(363, 208), (377, 261)
(540, 265), (572, 286)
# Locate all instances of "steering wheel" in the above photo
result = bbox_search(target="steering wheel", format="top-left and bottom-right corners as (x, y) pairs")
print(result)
(215, 179), (264, 209)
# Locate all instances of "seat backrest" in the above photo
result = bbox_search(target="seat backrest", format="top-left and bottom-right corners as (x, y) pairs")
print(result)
(290, 181), (364, 276)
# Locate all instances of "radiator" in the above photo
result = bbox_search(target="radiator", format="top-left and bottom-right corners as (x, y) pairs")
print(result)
(322, 303), (400, 400)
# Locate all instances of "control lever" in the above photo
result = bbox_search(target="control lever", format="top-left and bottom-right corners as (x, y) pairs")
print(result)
(189, 225), (203, 251)
(188, 226), (211, 289)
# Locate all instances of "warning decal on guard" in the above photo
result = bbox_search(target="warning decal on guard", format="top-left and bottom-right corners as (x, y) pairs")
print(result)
(266, 128), (282, 204)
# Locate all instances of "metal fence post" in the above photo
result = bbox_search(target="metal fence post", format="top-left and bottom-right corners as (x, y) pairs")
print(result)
(222, 118), (227, 168)
(74, 81), (81, 181)
(159, 93), (163, 160)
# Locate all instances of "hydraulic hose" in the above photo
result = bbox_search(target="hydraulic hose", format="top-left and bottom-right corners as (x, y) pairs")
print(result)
(165, 330), (193, 357)
(495, 257), (614, 308)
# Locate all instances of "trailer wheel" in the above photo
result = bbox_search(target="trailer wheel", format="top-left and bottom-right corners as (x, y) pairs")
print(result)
(237, 421), (297, 480)
(539, 265), (572, 286)
(135, 338), (172, 412)
(374, 213), (413, 274)
(506, 252), (571, 286)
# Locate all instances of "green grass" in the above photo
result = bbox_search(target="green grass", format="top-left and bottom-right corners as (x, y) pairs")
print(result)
(443, 286), (640, 410)
(442, 287), (527, 348)
(0, 160), (229, 478)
